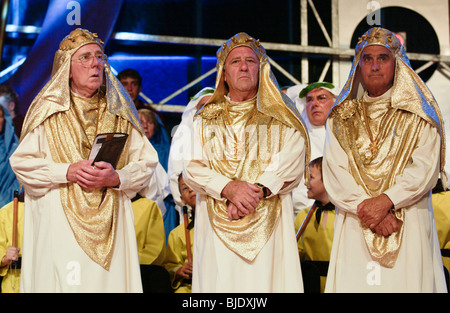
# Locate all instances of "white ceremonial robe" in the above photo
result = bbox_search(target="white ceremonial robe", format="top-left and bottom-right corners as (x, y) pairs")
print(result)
(10, 124), (158, 293)
(184, 124), (305, 293)
(323, 118), (447, 293)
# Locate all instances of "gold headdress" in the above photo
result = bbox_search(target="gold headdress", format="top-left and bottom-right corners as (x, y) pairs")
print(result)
(58, 28), (104, 51)
(216, 32), (266, 66)
(21, 28), (142, 142)
(198, 32), (308, 140)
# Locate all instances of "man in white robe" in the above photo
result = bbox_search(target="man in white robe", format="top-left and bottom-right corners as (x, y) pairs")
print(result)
(10, 28), (157, 292)
(183, 32), (310, 292)
(323, 27), (447, 292)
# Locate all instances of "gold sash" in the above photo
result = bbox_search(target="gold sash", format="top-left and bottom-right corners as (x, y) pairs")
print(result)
(201, 97), (286, 262)
(332, 97), (426, 267)
(44, 92), (132, 270)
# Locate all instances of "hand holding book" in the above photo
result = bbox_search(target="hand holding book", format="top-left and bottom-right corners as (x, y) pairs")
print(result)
(88, 133), (128, 169)
(66, 133), (128, 188)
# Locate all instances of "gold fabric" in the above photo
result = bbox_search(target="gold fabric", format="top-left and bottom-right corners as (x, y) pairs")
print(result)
(329, 27), (445, 267)
(334, 27), (445, 186)
(203, 96), (285, 262)
(20, 28), (142, 142)
(19, 28), (142, 270)
(196, 33), (310, 262)
(332, 94), (428, 267)
(44, 92), (132, 270)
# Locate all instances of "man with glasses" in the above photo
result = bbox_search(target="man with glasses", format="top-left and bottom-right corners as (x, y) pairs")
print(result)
(10, 28), (158, 292)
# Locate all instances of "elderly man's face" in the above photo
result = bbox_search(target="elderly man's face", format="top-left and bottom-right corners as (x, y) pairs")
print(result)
(305, 88), (335, 126)
(359, 45), (395, 97)
(224, 46), (260, 101)
(70, 43), (105, 97)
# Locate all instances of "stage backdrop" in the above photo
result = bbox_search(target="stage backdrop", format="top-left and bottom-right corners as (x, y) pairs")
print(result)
(5, 0), (123, 117)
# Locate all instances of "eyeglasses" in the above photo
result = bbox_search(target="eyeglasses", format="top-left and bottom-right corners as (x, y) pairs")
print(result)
(72, 53), (107, 67)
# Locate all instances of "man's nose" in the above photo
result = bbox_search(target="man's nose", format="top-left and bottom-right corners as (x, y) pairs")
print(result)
(91, 56), (100, 67)
(371, 60), (380, 71)
(240, 61), (249, 70)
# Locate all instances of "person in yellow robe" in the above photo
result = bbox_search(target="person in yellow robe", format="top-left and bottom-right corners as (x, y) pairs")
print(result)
(132, 195), (172, 293)
(164, 173), (195, 293)
(0, 193), (23, 293)
(295, 157), (334, 293)
(431, 183), (450, 288)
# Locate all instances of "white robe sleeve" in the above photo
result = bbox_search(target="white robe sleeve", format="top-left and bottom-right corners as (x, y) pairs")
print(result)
(383, 123), (440, 209)
(116, 127), (159, 199)
(183, 120), (306, 199)
(10, 124), (158, 199)
(182, 119), (232, 201)
(323, 119), (440, 214)
(10, 125), (69, 197)
(256, 127), (306, 196)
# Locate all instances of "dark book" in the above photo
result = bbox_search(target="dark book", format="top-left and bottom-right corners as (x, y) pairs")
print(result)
(88, 133), (128, 169)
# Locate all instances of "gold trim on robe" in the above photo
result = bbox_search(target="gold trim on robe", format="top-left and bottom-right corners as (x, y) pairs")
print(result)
(195, 32), (310, 263)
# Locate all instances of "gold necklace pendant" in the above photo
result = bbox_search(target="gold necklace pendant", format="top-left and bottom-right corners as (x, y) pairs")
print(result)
(364, 140), (378, 160)
(360, 100), (378, 161)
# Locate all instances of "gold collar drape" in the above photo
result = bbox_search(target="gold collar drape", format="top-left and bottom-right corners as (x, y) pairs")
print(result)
(332, 93), (426, 267)
(44, 92), (132, 270)
(201, 97), (286, 262)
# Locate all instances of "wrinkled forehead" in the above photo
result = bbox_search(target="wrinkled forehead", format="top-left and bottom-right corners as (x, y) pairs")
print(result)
(72, 43), (104, 56)
(360, 44), (394, 58)
(306, 87), (335, 99)
(225, 46), (259, 63)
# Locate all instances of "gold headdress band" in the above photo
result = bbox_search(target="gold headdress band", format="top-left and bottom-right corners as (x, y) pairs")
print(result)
(59, 28), (104, 51)
(216, 32), (266, 66)
(355, 27), (403, 57)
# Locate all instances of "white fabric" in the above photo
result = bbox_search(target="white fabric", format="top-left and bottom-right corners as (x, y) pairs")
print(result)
(10, 124), (158, 292)
(322, 118), (447, 292)
(291, 109), (327, 216)
(284, 84), (307, 114)
(144, 162), (169, 216)
(444, 114), (450, 189)
(167, 89), (212, 220)
(183, 121), (305, 293)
